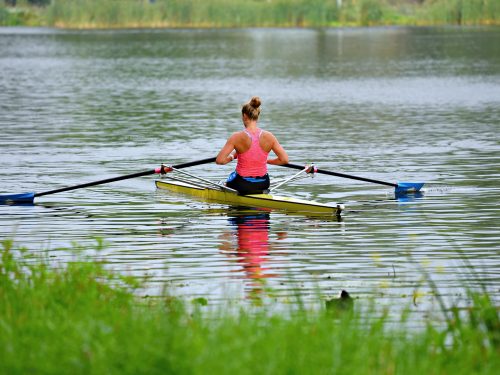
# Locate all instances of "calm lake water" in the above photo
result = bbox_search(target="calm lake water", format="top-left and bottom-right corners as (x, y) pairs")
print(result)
(1, 26), (499, 318)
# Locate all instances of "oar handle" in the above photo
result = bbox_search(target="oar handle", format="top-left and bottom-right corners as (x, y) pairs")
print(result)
(280, 163), (397, 188)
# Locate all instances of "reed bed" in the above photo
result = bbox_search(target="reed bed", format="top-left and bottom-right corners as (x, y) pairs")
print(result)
(1, 0), (499, 28)
(1, 238), (499, 374)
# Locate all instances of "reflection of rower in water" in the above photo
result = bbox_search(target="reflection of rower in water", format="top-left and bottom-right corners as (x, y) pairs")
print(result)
(230, 212), (271, 281)
(219, 211), (285, 301)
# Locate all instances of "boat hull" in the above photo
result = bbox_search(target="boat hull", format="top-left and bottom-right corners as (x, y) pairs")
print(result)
(155, 179), (342, 216)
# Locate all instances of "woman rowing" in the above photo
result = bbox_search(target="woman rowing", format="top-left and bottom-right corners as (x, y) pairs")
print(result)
(216, 96), (289, 195)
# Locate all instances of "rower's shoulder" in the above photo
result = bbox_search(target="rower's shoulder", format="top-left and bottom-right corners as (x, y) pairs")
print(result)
(261, 129), (277, 140)
(229, 131), (245, 139)
(227, 131), (249, 146)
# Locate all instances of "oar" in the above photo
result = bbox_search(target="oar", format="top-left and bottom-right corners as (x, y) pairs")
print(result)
(280, 163), (424, 194)
(0, 157), (216, 205)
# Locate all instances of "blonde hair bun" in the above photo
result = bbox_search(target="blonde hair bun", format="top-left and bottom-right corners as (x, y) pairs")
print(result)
(242, 96), (262, 120)
(250, 96), (261, 109)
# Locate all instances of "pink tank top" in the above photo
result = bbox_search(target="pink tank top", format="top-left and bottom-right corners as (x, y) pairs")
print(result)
(236, 129), (269, 177)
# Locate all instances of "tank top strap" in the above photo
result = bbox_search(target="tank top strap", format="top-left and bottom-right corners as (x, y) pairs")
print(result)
(243, 129), (263, 142)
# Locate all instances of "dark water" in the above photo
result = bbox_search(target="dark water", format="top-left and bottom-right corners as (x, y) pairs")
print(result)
(1, 26), (499, 318)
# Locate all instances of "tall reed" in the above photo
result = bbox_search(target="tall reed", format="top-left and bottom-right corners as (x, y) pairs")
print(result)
(43, 0), (342, 28)
(418, 0), (500, 25)
(2, 0), (499, 27)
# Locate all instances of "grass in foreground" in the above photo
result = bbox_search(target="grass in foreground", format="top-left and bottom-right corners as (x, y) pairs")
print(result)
(1, 239), (499, 374)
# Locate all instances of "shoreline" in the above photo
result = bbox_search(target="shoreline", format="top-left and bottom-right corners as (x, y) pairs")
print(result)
(1, 23), (499, 31)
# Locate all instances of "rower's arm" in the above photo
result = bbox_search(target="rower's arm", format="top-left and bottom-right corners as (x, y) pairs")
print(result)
(216, 134), (238, 165)
(267, 137), (289, 165)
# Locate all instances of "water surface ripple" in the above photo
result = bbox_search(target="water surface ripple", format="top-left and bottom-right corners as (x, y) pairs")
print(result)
(1, 27), (499, 317)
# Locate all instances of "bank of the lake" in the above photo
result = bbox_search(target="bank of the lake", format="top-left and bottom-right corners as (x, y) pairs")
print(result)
(1, 0), (499, 28)
(1, 239), (499, 374)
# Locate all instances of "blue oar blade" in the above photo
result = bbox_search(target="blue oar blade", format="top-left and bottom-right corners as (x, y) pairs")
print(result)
(395, 182), (424, 194)
(0, 192), (35, 205)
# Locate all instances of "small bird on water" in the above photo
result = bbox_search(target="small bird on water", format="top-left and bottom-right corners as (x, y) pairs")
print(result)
(325, 290), (354, 314)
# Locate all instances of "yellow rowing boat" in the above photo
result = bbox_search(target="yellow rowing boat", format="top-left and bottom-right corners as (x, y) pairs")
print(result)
(155, 179), (343, 216)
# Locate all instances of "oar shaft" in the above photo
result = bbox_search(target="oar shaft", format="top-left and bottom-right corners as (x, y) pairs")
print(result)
(35, 169), (156, 198)
(172, 157), (216, 169)
(35, 157), (217, 198)
(281, 163), (397, 188)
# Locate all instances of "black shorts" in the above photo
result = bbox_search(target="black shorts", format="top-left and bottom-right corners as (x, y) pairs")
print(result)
(226, 171), (270, 195)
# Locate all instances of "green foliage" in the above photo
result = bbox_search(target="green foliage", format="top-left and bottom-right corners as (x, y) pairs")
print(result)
(1, 239), (499, 374)
(2, 0), (499, 27)
(41, 0), (341, 28)
(359, 0), (385, 26)
(422, 0), (500, 25)
(29, 0), (50, 6)
(0, 2), (40, 25)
